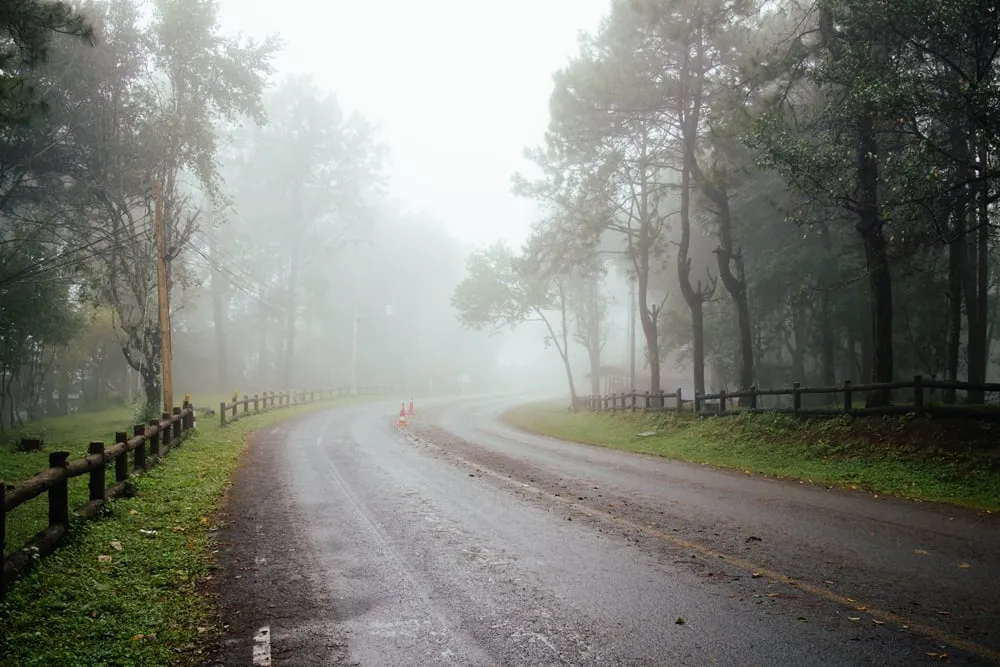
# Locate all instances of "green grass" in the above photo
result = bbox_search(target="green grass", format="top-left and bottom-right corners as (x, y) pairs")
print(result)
(504, 403), (1000, 511)
(0, 397), (362, 667)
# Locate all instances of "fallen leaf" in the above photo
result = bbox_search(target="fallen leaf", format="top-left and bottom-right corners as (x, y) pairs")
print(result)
(915, 549), (930, 555)
(110, 541), (123, 551)
(957, 562), (971, 569)
(823, 580), (835, 586)
(872, 619), (884, 626)
(766, 593), (779, 598)
(937, 610), (952, 616)
(751, 572), (762, 578)
(97, 554), (112, 563)
(847, 617), (860, 622)
(129, 509), (139, 516)
(675, 617), (685, 625)
(131, 634), (144, 642)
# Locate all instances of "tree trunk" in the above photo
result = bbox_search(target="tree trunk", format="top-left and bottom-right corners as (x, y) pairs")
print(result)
(856, 110), (893, 406)
(816, 222), (837, 387)
(690, 150), (754, 403)
(791, 306), (807, 384)
(283, 246), (300, 389)
(558, 281), (578, 407)
(946, 238), (962, 404)
(589, 346), (601, 397)
(141, 367), (159, 411)
(635, 136), (661, 402)
(968, 138), (991, 402)
(209, 236), (229, 394)
(258, 299), (269, 387)
(677, 161), (709, 398)
(690, 296), (706, 397)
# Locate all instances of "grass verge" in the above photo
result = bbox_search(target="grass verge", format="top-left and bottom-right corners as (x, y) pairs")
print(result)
(0, 398), (360, 667)
(503, 403), (1000, 512)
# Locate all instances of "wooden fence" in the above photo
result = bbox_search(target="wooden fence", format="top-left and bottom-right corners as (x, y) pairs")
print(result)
(582, 375), (1000, 419)
(1, 403), (194, 597)
(1, 384), (391, 597)
(218, 385), (389, 426)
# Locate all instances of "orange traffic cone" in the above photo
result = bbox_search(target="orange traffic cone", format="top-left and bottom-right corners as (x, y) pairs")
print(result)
(397, 402), (408, 427)
(407, 399), (415, 417)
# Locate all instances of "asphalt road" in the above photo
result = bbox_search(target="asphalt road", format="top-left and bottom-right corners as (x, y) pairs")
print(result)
(210, 395), (1000, 666)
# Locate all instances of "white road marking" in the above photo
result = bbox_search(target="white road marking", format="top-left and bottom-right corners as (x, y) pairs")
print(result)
(252, 626), (272, 666)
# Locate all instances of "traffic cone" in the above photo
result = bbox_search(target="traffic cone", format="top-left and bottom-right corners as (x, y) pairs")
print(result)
(397, 402), (408, 427)
(407, 399), (415, 417)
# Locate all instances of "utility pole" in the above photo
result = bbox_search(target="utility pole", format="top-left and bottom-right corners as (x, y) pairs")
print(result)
(350, 301), (359, 397)
(154, 181), (173, 413)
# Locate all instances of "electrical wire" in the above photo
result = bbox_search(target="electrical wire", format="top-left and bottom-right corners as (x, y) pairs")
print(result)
(184, 239), (286, 314)
(0, 225), (155, 287)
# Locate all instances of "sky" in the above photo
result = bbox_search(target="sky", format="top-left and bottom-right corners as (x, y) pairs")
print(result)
(217, 0), (611, 248)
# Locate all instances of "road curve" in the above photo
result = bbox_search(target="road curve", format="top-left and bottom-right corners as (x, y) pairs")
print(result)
(209, 396), (1000, 666)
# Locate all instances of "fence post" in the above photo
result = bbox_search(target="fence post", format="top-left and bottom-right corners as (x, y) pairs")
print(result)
(133, 425), (146, 471)
(149, 420), (160, 457)
(843, 380), (852, 413)
(220, 402), (226, 427)
(913, 375), (924, 413)
(161, 413), (171, 445)
(231, 398), (237, 421)
(694, 392), (701, 415)
(676, 387), (683, 413)
(254, 393), (259, 413)
(243, 396), (249, 416)
(115, 432), (129, 483)
(172, 407), (182, 441)
(49, 451), (70, 528)
(749, 385), (758, 410)
(793, 382), (801, 415)
(718, 390), (727, 415)
(89, 442), (106, 502)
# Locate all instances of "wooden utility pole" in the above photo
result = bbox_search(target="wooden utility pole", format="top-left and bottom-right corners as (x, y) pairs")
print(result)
(153, 181), (173, 413)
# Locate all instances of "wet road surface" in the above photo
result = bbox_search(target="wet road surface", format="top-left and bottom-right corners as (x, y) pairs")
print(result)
(211, 396), (1000, 666)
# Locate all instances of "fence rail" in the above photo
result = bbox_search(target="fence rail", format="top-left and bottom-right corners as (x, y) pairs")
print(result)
(1, 403), (195, 597)
(1, 384), (391, 597)
(582, 375), (1000, 419)
(218, 386), (390, 426)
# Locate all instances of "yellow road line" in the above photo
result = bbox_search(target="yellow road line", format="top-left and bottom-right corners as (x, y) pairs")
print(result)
(408, 432), (1000, 664)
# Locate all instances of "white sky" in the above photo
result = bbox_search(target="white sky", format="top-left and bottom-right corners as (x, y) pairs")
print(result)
(217, 0), (610, 248)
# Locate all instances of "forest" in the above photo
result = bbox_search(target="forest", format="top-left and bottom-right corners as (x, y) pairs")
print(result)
(453, 0), (1000, 409)
(0, 0), (496, 429)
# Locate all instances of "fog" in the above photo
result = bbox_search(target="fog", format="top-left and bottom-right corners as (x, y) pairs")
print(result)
(3, 0), (999, 424)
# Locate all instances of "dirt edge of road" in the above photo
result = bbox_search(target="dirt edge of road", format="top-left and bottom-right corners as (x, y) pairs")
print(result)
(201, 414), (356, 667)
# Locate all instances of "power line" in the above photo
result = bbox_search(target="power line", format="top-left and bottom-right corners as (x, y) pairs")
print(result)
(184, 239), (286, 314)
(0, 225), (155, 287)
